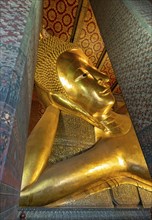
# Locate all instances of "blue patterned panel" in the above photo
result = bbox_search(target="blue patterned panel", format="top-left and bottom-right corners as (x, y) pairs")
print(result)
(0, 0), (42, 218)
(90, 0), (152, 175)
(0, 0), (32, 47)
(0, 0), (41, 180)
(0, 0), (33, 181)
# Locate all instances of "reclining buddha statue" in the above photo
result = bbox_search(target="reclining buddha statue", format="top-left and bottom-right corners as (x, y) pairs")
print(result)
(20, 35), (152, 206)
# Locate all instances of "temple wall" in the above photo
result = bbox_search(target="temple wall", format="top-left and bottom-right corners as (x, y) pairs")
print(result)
(90, 0), (152, 175)
(0, 0), (42, 219)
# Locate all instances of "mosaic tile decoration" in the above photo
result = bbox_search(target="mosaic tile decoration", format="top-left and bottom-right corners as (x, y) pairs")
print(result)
(0, 0), (31, 47)
(0, 0), (42, 181)
(123, 0), (152, 35)
(78, 2), (105, 66)
(0, 0), (32, 181)
(2, 69), (29, 190)
(43, 0), (79, 42)
(0, 0), (42, 218)
(17, 207), (152, 220)
(90, 0), (152, 175)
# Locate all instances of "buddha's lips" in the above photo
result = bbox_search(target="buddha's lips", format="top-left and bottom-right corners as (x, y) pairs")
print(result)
(99, 88), (111, 96)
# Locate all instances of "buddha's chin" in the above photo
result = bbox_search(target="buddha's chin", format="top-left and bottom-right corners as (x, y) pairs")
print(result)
(93, 111), (132, 139)
(91, 110), (112, 126)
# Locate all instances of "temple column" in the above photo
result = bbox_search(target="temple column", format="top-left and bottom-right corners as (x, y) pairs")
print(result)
(0, 0), (42, 219)
(90, 0), (152, 175)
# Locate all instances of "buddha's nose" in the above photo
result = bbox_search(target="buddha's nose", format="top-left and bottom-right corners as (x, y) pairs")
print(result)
(97, 79), (110, 88)
(87, 66), (110, 83)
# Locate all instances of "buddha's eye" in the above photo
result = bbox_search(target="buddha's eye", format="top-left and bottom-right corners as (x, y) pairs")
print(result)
(82, 73), (87, 77)
(75, 72), (88, 82)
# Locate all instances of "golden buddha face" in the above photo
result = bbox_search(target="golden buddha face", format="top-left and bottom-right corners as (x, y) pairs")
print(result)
(35, 36), (130, 134)
(57, 48), (115, 120)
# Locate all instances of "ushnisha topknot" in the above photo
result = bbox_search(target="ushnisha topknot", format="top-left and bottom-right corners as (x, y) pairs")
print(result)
(35, 36), (79, 97)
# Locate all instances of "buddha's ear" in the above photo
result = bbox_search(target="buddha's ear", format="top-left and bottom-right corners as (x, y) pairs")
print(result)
(49, 93), (105, 130)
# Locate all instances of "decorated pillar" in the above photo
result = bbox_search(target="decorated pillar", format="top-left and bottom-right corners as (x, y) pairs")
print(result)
(0, 0), (42, 219)
(90, 0), (152, 175)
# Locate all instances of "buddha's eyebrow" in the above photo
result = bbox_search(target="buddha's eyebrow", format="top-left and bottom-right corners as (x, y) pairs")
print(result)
(86, 66), (109, 82)
(74, 68), (88, 82)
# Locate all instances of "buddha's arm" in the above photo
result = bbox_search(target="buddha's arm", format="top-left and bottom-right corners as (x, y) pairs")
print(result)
(21, 105), (60, 191)
(50, 93), (105, 130)
(20, 127), (152, 206)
